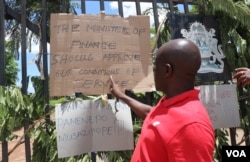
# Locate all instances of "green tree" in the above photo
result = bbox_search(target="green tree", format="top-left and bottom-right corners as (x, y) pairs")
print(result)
(4, 41), (19, 85)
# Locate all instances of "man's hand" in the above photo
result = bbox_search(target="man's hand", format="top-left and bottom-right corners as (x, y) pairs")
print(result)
(233, 68), (250, 87)
(109, 76), (151, 119)
(109, 76), (126, 99)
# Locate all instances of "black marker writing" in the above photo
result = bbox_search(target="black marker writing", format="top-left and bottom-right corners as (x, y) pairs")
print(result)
(51, 54), (93, 65)
(71, 40), (116, 49)
(78, 68), (120, 76)
(86, 24), (129, 34)
(102, 53), (140, 62)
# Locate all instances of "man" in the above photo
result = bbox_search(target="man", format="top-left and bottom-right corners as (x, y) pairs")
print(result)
(109, 38), (215, 162)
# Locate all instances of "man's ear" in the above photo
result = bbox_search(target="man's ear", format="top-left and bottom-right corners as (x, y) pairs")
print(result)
(165, 63), (173, 77)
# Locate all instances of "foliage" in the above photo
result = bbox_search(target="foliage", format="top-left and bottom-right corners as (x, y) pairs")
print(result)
(4, 41), (19, 86)
(5, 0), (73, 59)
(0, 40), (27, 140)
(214, 129), (230, 161)
(210, 0), (250, 29)
(0, 86), (29, 141)
(31, 121), (90, 162)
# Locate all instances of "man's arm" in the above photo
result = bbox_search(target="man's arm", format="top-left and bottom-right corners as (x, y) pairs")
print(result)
(109, 76), (152, 119)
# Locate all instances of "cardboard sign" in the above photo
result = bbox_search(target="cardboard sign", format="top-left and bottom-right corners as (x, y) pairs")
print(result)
(55, 99), (134, 158)
(50, 14), (154, 96)
(199, 84), (241, 129)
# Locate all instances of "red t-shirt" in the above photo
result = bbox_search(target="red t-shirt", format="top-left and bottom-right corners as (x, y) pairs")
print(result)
(131, 89), (215, 162)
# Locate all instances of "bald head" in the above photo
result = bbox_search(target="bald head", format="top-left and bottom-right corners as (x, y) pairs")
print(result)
(157, 39), (201, 76)
(154, 39), (201, 96)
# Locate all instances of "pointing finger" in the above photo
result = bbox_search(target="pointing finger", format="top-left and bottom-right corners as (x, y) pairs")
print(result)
(110, 75), (114, 84)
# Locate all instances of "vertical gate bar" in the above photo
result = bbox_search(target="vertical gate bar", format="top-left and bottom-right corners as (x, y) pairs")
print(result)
(90, 0), (101, 160)
(229, 128), (236, 145)
(42, 0), (50, 132)
(244, 129), (250, 145)
(21, 0), (27, 95)
(118, 0), (124, 17)
(61, 0), (67, 13)
(0, 0), (5, 85)
(152, 0), (161, 47)
(21, 0), (32, 161)
(168, 0), (174, 12)
(135, 0), (141, 15)
(145, 92), (153, 106)
(81, 0), (86, 14)
(183, 0), (189, 13)
(100, 0), (105, 11)
(23, 121), (31, 162)
(91, 152), (96, 161)
(0, 1), (8, 162)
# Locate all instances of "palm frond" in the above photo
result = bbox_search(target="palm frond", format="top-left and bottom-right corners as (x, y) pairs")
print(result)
(211, 0), (250, 29)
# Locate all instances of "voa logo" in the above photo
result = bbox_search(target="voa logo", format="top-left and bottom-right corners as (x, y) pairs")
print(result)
(226, 150), (246, 157)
